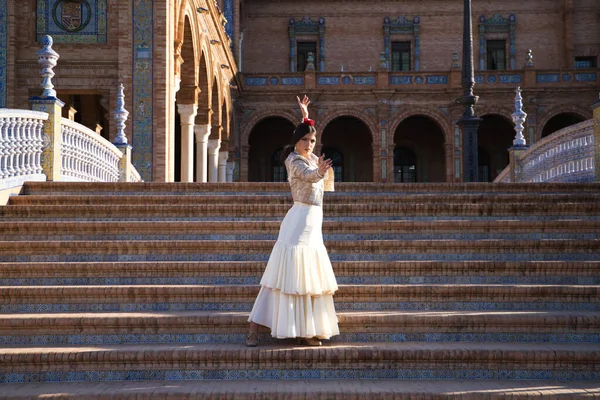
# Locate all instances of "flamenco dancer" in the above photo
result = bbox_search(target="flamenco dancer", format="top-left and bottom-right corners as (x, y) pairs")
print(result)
(246, 95), (339, 347)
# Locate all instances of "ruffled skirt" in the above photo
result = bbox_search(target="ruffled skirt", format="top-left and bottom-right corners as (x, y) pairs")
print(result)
(248, 202), (339, 339)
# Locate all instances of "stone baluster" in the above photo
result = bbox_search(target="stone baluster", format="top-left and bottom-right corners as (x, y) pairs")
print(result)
(0, 118), (6, 179)
(6, 118), (16, 177)
(113, 83), (133, 182)
(593, 93), (600, 182)
(508, 86), (529, 182)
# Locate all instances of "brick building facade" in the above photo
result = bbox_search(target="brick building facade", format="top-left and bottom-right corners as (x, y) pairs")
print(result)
(0, 0), (598, 182)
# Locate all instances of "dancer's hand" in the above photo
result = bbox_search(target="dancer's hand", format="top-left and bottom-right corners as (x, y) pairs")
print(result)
(317, 154), (333, 176)
(296, 95), (310, 119)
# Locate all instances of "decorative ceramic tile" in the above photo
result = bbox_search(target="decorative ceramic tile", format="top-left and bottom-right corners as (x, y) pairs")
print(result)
(36, 0), (108, 43)
(131, 0), (153, 181)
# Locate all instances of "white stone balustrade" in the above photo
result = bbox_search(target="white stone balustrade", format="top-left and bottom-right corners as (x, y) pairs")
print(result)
(0, 109), (48, 189)
(60, 118), (122, 182)
(495, 120), (594, 183)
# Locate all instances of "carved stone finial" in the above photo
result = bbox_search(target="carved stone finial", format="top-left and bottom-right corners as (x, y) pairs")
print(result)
(525, 49), (534, 67)
(511, 86), (528, 146)
(113, 83), (130, 145)
(37, 35), (60, 98)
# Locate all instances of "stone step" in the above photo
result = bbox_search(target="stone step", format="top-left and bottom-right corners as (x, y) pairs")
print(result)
(1, 261), (598, 286)
(1, 239), (598, 263)
(1, 285), (598, 314)
(10, 192), (600, 206)
(2, 219), (598, 236)
(1, 311), (597, 346)
(0, 343), (597, 382)
(1, 220), (598, 242)
(21, 181), (600, 195)
(2, 203), (599, 220)
(3, 379), (599, 399)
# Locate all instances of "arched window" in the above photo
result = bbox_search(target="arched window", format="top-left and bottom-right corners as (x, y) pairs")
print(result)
(272, 148), (288, 182)
(394, 147), (416, 182)
(322, 147), (343, 182)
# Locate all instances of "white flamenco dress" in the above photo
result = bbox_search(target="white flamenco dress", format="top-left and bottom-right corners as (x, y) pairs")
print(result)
(248, 151), (339, 339)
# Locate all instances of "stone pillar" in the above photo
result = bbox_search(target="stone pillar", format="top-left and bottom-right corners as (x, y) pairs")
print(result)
(29, 35), (64, 181)
(593, 96), (600, 182)
(226, 161), (235, 182)
(194, 124), (211, 182)
(218, 151), (228, 182)
(508, 146), (528, 182)
(207, 139), (221, 182)
(177, 104), (197, 182)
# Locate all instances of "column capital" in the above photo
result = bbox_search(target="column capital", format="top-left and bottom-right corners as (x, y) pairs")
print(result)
(208, 138), (221, 153)
(194, 124), (212, 141)
(219, 151), (229, 163)
(177, 103), (198, 124)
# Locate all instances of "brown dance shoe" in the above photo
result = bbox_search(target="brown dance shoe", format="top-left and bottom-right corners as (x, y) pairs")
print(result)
(246, 331), (258, 347)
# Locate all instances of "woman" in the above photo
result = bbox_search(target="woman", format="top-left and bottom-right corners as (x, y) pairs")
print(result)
(246, 95), (339, 346)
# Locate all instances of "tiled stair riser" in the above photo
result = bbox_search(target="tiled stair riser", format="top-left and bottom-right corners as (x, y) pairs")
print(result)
(2, 275), (599, 286)
(2, 369), (600, 384)
(1, 332), (598, 347)
(5, 253), (599, 262)
(2, 233), (598, 242)
(2, 302), (599, 313)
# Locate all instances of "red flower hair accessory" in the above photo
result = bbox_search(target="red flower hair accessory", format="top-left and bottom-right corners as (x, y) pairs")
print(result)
(303, 118), (315, 127)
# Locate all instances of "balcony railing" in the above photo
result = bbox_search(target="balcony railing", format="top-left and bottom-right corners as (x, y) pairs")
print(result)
(495, 120), (595, 183)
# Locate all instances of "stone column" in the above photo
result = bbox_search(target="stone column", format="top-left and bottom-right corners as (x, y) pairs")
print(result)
(207, 139), (221, 182)
(226, 161), (235, 182)
(194, 124), (211, 182)
(218, 151), (228, 182)
(177, 104), (197, 182)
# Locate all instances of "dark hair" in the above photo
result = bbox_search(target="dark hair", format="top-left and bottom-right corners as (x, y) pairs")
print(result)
(280, 122), (317, 163)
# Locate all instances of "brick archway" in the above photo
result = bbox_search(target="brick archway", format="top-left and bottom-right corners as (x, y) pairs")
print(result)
(317, 108), (378, 143)
(537, 105), (591, 141)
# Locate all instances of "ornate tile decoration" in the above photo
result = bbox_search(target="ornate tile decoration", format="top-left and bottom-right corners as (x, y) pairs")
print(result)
(536, 73), (560, 83)
(499, 74), (522, 83)
(36, 0), (107, 43)
(425, 75), (448, 84)
(131, 0), (153, 181)
(574, 73), (596, 82)
(245, 77), (268, 86)
(0, 0), (6, 107)
(281, 77), (303, 85)
(354, 76), (376, 85)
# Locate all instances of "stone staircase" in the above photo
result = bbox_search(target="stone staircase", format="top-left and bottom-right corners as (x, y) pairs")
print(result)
(0, 181), (599, 399)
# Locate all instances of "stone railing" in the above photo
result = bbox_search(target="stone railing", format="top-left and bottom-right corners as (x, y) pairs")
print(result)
(0, 109), (49, 189)
(0, 36), (142, 191)
(495, 120), (594, 183)
(60, 118), (122, 182)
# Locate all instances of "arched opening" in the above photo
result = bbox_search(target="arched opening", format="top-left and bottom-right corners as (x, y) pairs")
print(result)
(393, 116), (446, 182)
(271, 147), (287, 182)
(248, 117), (296, 182)
(321, 116), (373, 182)
(321, 147), (344, 182)
(478, 147), (491, 182)
(174, 110), (182, 182)
(541, 113), (586, 138)
(394, 147), (417, 182)
(477, 115), (513, 182)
